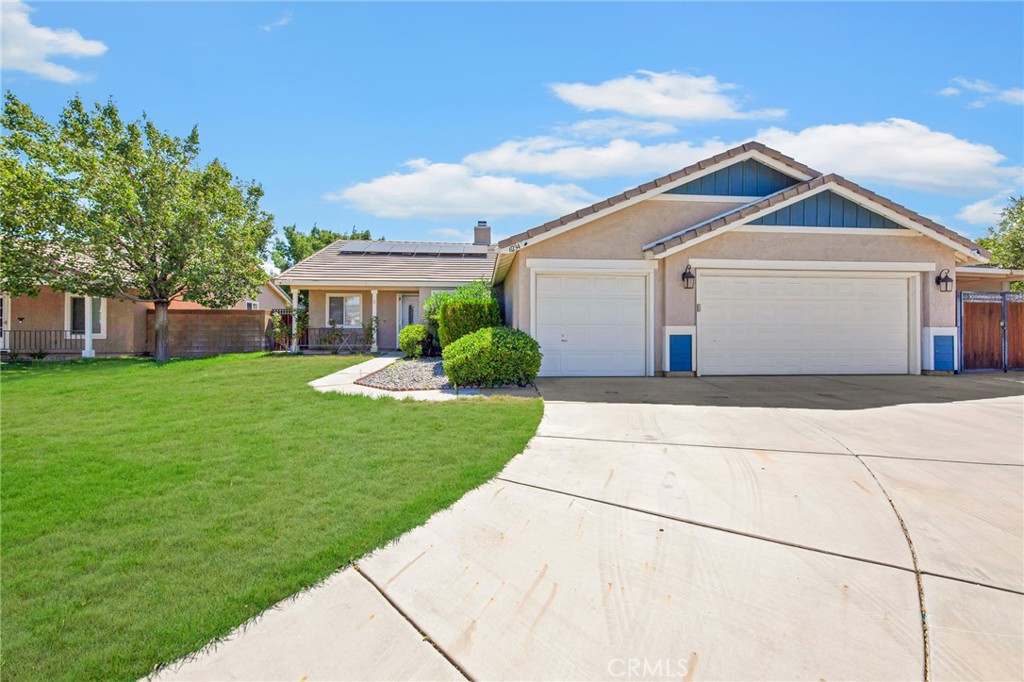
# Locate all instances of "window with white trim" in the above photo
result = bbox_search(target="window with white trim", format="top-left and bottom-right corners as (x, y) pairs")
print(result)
(326, 294), (362, 328)
(64, 293), (106, 338)
(245, 301), (259, 310)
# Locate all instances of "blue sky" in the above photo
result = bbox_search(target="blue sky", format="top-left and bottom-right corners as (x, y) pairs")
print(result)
(3, 1), (1022, 253)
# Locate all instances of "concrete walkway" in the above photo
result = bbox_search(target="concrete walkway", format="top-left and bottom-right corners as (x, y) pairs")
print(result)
(152, 374), (1023, 681)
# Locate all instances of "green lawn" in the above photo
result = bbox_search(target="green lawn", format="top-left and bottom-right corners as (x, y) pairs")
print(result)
(0, 354), (543, 681)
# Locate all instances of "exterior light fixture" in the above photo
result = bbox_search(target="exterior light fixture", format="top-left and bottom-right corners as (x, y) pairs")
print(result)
(682, 264), (695, 289)
(935, 269), (954, 293)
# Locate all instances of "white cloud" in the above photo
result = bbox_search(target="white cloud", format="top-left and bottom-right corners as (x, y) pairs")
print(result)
(756, 118), (1019, 193)
(551, 70), (786, 121)
(558, 117), (678, 139)
(957, 190), (1018, 226)
(0, 1), (107, 83)
(939, 77), (1024, 108)
(464, 136), (730, 179)
(326, 159), (596, 219)
(259, 12), (292, 32)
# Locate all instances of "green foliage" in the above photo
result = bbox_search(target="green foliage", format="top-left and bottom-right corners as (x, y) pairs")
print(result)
(437, 299), (501, 348)
(0, 93), (275, 360)
(978, 196), (1024, 292)
(271, 225), (374, 272)
(399, 323), (430, 358)
(270, 307), (308, 348)
(362, 315), (379, 351)
(442, 326), (542, 387)
(423, 280), (499, 349)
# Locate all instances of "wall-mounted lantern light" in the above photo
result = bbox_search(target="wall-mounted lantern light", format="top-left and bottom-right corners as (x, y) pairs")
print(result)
(682, 264), (695, 289)
(935, 269), (954, 293)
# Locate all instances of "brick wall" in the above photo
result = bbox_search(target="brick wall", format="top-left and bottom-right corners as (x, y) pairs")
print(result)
(146, 309), (271, 357)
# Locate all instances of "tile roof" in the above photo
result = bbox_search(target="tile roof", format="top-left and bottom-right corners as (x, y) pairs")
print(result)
(276, 240), (497, 286)
(496, 142), (822, 249)
(643, 174), (990, 259)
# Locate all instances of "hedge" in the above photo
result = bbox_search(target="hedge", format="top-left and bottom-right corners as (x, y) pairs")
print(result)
(441, 326), (542, 387)
(423, 280), (498, 352)
(398, 324), (430, 358)
(437, 299), (501, 348)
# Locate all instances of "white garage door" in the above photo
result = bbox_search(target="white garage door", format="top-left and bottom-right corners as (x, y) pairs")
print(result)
(535, 274), (647, 376)
(698, 274), (910, 375)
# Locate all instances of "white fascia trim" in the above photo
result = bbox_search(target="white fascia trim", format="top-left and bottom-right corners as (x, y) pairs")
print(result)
(279, 280), (475, 288)
(956, 266), (1024, 278)
(649, 194), (763, 203)
(731, 225), (920, 237)
(922, 326), (958, 371)
(663, 325), (696, 373)
(501, 149), (814, 256)
(688, 259), (937, 272)
(525, 258), (658, 272)
(265, 281), (292, 306)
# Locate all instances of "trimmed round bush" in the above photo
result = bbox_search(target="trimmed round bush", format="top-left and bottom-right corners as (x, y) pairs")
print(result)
(399, 323), (430, 358)
(442, 326), (542, 387)
(437, 299), (501, 348)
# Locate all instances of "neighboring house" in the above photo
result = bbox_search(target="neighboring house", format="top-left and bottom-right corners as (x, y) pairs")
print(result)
(280, 142), (1020, 376)
(0, 283), (286, 357)
(274, 224), (497, 352)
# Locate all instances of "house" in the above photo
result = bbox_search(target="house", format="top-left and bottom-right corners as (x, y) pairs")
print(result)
(274, 226), (497, 352)
(0, 282), (289, 357)
(280, 142), (1014, 376)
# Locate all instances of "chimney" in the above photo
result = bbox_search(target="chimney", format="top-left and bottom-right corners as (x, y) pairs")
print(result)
(473, 220), (491, 245)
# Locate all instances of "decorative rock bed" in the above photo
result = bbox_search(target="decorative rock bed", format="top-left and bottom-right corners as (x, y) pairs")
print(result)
(354, 358), (453, 391)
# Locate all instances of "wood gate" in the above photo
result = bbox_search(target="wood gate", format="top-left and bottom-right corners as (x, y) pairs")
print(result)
(959, 291), (1024, 371)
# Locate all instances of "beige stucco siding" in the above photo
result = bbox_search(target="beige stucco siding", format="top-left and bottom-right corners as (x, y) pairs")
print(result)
(306, 287), (414, 350)
(505, 199), (964, 373)
(7, 286), (145, 354)
(663, 231), (958, 329)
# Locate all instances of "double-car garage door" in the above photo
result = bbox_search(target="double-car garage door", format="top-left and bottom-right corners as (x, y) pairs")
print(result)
(533, 270), (913, 377)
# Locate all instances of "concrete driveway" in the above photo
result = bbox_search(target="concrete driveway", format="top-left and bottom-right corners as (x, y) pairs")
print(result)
(155, 374), (1023, 682)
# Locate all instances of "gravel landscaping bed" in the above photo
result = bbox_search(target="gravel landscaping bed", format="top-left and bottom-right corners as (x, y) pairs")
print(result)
(355, 358), (453, 391)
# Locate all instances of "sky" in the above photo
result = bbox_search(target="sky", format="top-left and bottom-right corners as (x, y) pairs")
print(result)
(2, 1), (1022, 253)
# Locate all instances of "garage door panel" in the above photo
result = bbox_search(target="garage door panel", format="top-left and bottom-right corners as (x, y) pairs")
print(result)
(699, 274), (910, 375)
(536, 273), (647, 377)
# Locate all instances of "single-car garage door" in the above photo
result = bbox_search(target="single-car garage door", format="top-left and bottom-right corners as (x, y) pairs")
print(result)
(535, 274), (647, 376)
(698, 273), (911, 375)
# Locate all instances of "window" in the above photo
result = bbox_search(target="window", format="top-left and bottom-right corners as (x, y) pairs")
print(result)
(64, 293), (106, 338)
(245, 301), (259, 310)
(326, 294), (362, 328)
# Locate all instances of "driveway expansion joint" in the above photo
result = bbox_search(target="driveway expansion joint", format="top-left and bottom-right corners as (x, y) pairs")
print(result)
(353, 564), (474, 682)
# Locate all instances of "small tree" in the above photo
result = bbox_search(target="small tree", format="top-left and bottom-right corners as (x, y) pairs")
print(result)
(271, 224), (374, 272)
(1, 93), (275, 360)
(978, 196), (1024, 292)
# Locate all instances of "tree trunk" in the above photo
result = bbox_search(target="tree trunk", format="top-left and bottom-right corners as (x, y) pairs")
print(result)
(153, 300), (170, 362)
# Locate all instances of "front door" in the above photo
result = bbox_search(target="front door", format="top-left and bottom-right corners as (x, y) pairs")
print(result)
(398, 295), (419, 334)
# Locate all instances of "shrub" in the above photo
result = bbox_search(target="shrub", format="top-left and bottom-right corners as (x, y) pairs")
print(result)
(399, 324), (430, 358)
(442, 326), (542, 387)
(437, 299), (501, 348)
(423, 279), (499, 351)
(270, 308), (307, 349)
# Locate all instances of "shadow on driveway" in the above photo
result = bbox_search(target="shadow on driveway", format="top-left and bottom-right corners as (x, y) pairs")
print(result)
(536, 372), (1024, 410)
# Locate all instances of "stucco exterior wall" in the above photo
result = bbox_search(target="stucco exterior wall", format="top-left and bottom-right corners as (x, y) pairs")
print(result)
(663, 231), (959, 329)
(504, 199), (965, 373)
(7, 286), (145, 355)
(305, 287), (412, 350)
(232, 285), (291, 311)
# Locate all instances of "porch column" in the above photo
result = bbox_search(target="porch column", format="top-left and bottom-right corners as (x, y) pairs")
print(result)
(370, 289), (378, 353)
(82, 296), (95, 358)
(290, 289), (299, 354)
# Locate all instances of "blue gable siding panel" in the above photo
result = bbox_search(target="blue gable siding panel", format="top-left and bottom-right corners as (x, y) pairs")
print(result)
(751, 190), (904, 228)
(669, 335), (693, 372)
(934, 336), (955, 371)
(667, 159), (799, 197)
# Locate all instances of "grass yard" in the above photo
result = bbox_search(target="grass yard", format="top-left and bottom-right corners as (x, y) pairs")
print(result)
(0, 354), (543, 682)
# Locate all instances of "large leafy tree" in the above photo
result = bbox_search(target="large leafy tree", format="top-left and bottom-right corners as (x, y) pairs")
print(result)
(978, 196), (1024, 292)
(1, 93), (275, 360)
(271, 224), (374, 272)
